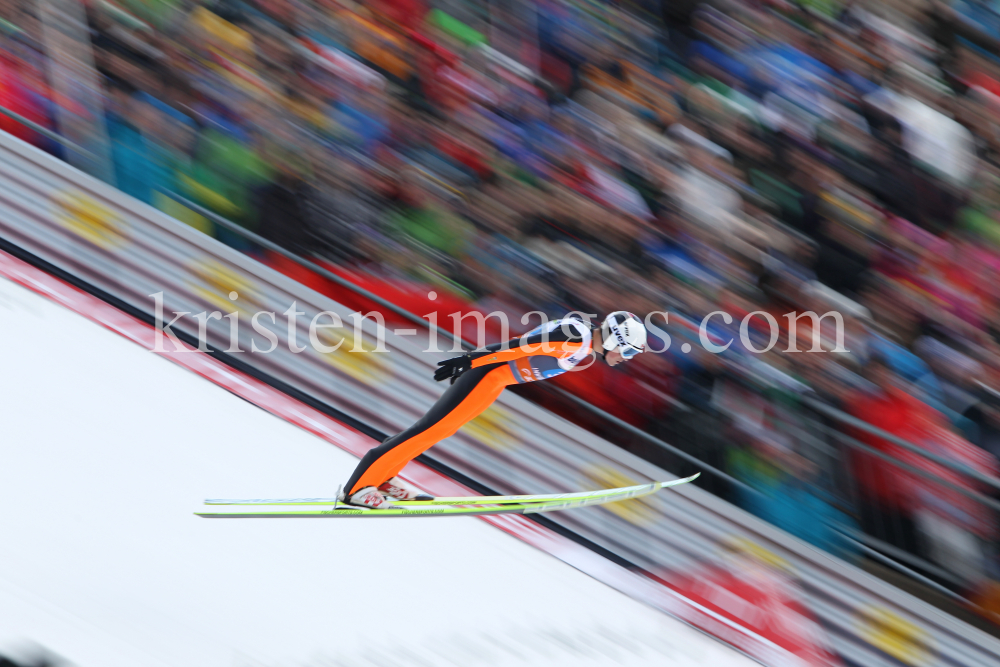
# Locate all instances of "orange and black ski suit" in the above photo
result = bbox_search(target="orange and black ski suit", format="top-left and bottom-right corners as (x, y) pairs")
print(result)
(344, 318), (594, 495)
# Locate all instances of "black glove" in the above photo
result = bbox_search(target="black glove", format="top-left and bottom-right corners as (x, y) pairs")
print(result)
(435, 353), (473, 384)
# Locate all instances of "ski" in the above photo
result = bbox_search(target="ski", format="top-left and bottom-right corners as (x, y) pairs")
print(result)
(195, 473), (699, 518)
(203, 474), (700, 507)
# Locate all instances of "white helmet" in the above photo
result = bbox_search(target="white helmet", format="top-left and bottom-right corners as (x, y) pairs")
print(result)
(600, 311), (646, 359)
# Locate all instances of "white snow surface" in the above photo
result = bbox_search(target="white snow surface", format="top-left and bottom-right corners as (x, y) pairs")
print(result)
(0, 275), (756, 667)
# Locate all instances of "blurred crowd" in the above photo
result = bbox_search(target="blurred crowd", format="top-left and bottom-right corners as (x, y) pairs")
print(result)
(10, 0), (1000, 622)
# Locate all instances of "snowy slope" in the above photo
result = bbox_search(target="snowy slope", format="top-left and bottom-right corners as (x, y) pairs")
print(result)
(0, 273), (757, 667)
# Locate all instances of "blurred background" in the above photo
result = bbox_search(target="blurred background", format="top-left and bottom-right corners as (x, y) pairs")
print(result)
(12, 0), (1000, 659)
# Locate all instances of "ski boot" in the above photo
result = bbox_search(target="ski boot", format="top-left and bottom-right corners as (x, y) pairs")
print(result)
(339, 486), (392, 509)
(378, 477), (434, 502)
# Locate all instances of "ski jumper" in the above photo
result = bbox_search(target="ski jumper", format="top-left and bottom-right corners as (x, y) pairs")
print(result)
(344, 318), (593, 495)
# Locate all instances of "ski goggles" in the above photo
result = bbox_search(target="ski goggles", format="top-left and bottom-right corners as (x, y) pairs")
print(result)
(619, 344), (643, 359)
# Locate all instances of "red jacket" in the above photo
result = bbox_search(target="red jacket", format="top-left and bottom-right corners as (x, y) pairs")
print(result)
(846, 387), (933, 510)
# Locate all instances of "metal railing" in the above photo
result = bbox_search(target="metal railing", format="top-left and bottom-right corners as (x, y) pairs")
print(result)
(0, 106), (96, 160)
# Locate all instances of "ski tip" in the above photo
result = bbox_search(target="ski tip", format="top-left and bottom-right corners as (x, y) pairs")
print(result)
(660, 472), (700, 487)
